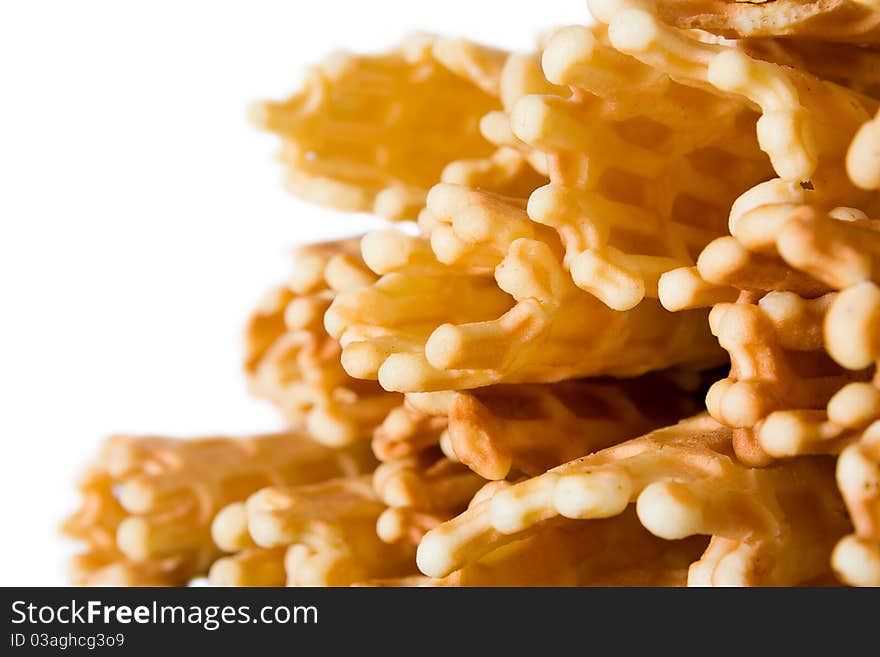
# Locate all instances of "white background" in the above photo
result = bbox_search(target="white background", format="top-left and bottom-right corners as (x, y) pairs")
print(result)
(0, 0), (588, 585)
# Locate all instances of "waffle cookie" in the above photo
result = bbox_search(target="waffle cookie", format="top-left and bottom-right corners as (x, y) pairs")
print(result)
(246, 239), (401, 445)
(417, 415), (848, 586)
(63, 0), (880, 589)
(638, 0), (880, 43)
(63, 433), (374, 585)
(327, 229), (722, 391)
(823, 283), (880, 584)
(517, 24), (772, 310)
(255, 35), (506, 220)
(210, 476), (415, 586)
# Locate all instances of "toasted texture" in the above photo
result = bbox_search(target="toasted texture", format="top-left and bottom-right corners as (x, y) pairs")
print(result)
(662, 201), (880, 465)
(383, 374), (699, 480)
(516, 24), (772, 310)
(707, 293), (869, 465)
(729, 204), (880, 292)
(833, 426), (880, 585)
(418, 415), (848, 586)
(439, 50), (560, 201)
(823, 283), (880, 585)
(62, 433), (375, 586)
(661, 191), (879, 317)
(647, 0), (880, 43)
(245, 239), (401, 446)
(210, 476), (416, 586)
(327, 228), (723, 392)
(65, 2), (880, 588)
(255, 35), (509, 220)
(370, 371), (702, 544)
(739, 39), (880, 99)
(849, 109), (880, 189)
(390, 508), (708, 586)
(371, 394), (450, 463)
(373, 449), (484, 546)
(600, 1), (877, 217)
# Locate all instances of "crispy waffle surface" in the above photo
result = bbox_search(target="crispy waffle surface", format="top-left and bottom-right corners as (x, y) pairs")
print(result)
(661, 125), (880, 584)
(62, 433), (375, 585)
(370, 373), (701, 548)
(515, 23), (774, 311)
(737, 38), (880, 100)
(823, 270), (880, 584)
(416, 415), (848, 586)
(254, 35), (506, 220)
(245, 238), (401, 446)
(594, 0), (878, 202)
(643, 0), (880, 43)
(64, 0), (880, 588)
(326, 208), (724, 393)
(210, 476), (416, 586)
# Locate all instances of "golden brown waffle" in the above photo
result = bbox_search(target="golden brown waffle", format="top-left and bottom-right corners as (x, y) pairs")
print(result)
(706, 292), (869, 465)
(371, 392), (482, 547)
(452, 377), (702, 479)
(738, 39), (880, 99)
(515, 24), (772, 310)
(439, 51), (562, 201)
(370, 506), (707, 586)
(254, 35), (506, 220)
(598, 1), (877, 214)
(832, 425), (880, 585)
(663, 202), (879, 465)
(729, 204), (880, 292)
(373, 448), (485, 546)
(246, 239), (402, 446)
(62, 469), (174, 586)
(849, 108), (880, 190)
(64, 1), (880, 589)
(823, 282), (880, 585)
(210, 476), (416, 586)
(417, 415), (849, 586)
(371, 394), (450, 463)
(327, 228), (723, 391)
(205, 548), (288, 587)
(632, 0), (880, 43)
(417, 183), (558, 274)
(659, 200), (880, 308)
(665, 195), (880, 578)
(394, 375), (698, 480)
(370, 373), (701, 544)
(825, 281), (880, 371)
(62, 433), (375, 586)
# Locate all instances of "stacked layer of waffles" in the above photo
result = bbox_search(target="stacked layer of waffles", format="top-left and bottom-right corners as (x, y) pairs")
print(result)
(65, 1), (880, 586)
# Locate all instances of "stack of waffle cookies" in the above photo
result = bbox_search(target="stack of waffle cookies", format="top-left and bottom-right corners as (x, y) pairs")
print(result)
(66, 0), (880, 587)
